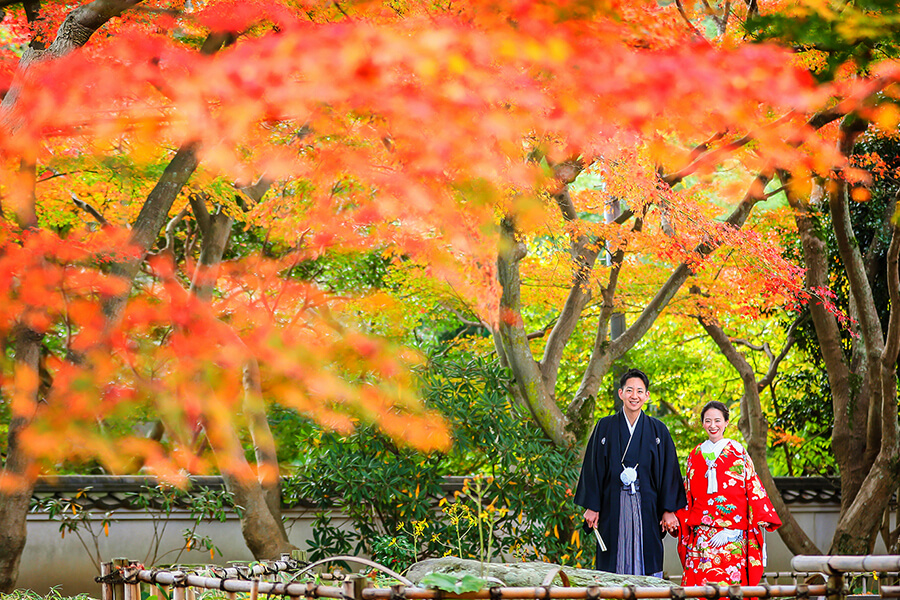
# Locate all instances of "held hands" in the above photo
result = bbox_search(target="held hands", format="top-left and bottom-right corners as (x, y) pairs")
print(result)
(660, 511), (679, 535)
(586, 508), (678, 534)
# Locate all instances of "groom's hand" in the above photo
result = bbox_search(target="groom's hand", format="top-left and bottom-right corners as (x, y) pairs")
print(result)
(660, 511), (678, 534)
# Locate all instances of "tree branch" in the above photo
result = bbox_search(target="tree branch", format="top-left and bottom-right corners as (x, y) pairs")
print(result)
(540, 179), (601, 392)
(568, 173), (770, 441)
(663, 77), (898, 190)
(238, 176), (273, 204)
(2, 0), (144, 131)
(758, 316), (802, 390)
(70, 192), (108, 226)
(162, 206), (189, 253)
(188, 192), (211, 235)
(731, 338), (767, 352)
(673, 0), (707, 40)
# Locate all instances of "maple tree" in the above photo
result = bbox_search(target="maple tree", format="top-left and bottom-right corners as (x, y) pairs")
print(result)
(484, 0), (900, 562)
(0, 0), (898, 591)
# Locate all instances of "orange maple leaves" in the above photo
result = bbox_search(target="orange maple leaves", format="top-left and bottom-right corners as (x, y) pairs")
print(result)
(1, 0), (898, 476)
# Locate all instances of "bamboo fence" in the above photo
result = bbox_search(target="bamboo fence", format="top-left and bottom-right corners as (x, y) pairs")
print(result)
(97, 555), (900, 600)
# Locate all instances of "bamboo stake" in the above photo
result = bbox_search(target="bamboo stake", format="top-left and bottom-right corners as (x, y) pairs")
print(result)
(129, 561), (141, 600)
(113, 558), (129, 600)
(100, 562), (114, 600)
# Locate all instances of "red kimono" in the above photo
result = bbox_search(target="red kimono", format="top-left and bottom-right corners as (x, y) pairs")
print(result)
(676, 439), (781, 586)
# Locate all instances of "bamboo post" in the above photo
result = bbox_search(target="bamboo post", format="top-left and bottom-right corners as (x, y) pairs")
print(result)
(343, 574), (368, 600)
(826, 572), (845, 600)
(129, 561), (141, 600)
(113, 558), (129, 600)
(249, 578), (260, 600)
(100, 561), (114, 600)
(173, 585), (185, 600)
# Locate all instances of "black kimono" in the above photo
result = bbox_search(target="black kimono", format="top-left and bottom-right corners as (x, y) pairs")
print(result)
(574, 411), (686, 575)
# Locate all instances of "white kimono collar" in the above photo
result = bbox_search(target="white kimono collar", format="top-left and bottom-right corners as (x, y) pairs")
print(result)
(701, 438), (732, 493)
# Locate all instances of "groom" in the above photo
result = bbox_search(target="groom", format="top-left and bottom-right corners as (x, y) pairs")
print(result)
(574, 368), (685, 577)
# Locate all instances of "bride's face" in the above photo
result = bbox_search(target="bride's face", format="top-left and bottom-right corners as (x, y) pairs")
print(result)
(702, 408), (727, 443)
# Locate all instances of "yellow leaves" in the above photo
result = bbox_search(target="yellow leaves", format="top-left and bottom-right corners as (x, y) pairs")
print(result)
(546, 38), (570, 63)
(447, 53), (468, 75)
(571, 528), (580, 548)
(874, 103), (900, 134)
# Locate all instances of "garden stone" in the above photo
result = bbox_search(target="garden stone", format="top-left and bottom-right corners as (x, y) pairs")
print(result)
(406, 557), (675, 588)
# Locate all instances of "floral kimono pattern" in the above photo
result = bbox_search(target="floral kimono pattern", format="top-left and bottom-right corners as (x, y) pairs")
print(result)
(676, 440), (781, 586)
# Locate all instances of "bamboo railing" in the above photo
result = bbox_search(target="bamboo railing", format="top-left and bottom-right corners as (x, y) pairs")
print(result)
(97, 555), (900, 600)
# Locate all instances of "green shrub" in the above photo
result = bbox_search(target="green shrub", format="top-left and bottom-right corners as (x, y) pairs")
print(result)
(283, 356), (583, 571)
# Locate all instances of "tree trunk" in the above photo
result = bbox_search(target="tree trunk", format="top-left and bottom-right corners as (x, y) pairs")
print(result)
(188, 196), (293, 556)
(496, 216), (573, 448)
(782, 175), (869, 514)
(102, 142), (200, 325)
(828, 182), (900, 554)
(781, 143), (900, 554)
(0, 327), (43, 592)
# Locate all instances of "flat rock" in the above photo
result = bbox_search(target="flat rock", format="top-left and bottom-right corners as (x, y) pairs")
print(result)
(406, 557), (675, 588)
